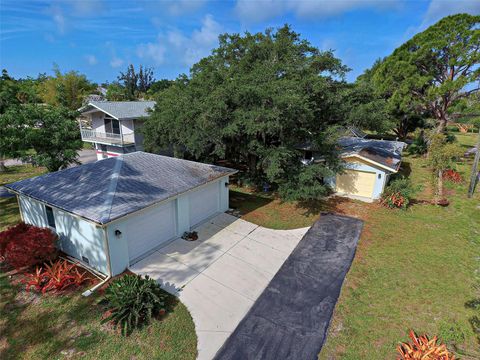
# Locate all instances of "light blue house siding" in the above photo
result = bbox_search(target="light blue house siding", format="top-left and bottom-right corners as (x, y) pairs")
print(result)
(325, 158), (391, 200)
(16, 176), (230, 277)
(18, 196), (109, 274)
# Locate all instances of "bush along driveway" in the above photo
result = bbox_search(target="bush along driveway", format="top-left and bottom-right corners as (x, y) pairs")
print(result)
(214, 214), (363, 360)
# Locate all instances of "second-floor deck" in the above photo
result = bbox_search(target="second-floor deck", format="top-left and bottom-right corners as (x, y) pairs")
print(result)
(80, 129), (135, 146)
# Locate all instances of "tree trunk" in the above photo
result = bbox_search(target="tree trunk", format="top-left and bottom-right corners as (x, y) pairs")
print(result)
(0, 160), (6, 173)
(437, 169), (444, 201)
(436, 117), (448, 134)
(467, 127), (480, 198)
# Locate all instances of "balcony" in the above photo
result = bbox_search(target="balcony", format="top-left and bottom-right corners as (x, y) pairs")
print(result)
(80, 129), (135, 146)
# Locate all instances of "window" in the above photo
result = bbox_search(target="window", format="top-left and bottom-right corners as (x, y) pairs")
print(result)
(45, 206), (56, 229)
(104, 117), (120, 135)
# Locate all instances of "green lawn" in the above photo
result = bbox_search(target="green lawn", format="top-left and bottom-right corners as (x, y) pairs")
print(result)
(231, 133), (480, 359)
(0, 275), (197, 360)
(0, 165), (198, 359)
(229, 185), (326, 229)
(0, 165), (46, 231)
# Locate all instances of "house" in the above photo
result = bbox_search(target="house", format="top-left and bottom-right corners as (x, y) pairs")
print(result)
(78, 101), (155, 160)
(298, 137), (406, 202)
(5, 152), (236, 276)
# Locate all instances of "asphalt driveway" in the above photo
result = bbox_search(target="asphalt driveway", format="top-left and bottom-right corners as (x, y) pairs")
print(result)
(214, 213), (363, 360)
(130, 213), (310, 360)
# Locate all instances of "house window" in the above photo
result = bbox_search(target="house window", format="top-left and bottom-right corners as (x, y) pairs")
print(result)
(45, 206), (56, 229)
(104, 117), (120, 135)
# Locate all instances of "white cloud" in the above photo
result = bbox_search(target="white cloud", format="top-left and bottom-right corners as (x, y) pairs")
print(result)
(234, 0), (401, 23)
(48, 5), (66, 34)
(84, 54), (98, 65)
(420, 0), (480, 29)
(137, 14), (222, 66)
(165, 0), (206, 16)
(110, 57), (124, 68)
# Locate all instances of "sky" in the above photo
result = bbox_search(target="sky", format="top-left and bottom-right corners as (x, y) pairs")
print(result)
(0, 0), (479, 84)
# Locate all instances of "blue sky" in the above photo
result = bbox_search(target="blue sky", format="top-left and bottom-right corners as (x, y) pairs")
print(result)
(1, 0), (479, 84)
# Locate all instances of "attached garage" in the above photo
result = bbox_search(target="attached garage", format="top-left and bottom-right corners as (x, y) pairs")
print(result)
(125, 200), (176, 263)
(5, 152), (236, 276)
(336, 170), (376, 199)
(189, 182), (220, 227)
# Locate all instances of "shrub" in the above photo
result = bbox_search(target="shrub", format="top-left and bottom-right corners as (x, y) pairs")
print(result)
(443, 169), (462, 184)
(397, 330), (455, 360)
(408, 129), (428, 155)
(23, 259), (91, 294)
(102, 274), (167, 335)
(381, 178), (418, 209)
(0, 223), (57, 269)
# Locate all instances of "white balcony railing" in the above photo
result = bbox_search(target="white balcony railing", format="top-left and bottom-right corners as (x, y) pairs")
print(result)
(80, 129), (135, 145)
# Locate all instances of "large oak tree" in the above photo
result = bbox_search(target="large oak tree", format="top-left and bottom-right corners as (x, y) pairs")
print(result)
(144, 26), (349, 200)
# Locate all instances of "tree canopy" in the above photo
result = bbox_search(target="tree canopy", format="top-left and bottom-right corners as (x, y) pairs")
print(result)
(144, 25), (349, 200)
(373, 14), (480, 133)
(0, 104), (83, 172)
(38, 66), (97, 110)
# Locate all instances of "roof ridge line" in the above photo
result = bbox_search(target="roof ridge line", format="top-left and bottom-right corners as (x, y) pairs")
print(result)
(99, 156), (124, 223)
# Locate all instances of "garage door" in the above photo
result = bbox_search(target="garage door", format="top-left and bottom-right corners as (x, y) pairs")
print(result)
(189, 181), (219, 227)
(336, 170), (376, 198)
(127, 200), (176, 263)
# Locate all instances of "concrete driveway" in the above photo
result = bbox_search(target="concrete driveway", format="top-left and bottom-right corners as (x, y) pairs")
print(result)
(130, 213), (309, 360)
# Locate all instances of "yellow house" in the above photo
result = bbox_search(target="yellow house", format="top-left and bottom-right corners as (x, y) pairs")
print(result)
(300, 137), (406, 202)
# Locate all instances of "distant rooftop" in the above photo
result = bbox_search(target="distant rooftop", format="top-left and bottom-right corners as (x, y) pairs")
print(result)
(5, 152), (236, 225)
(79, 101), (156, 120)
(297, 137), (406, 172)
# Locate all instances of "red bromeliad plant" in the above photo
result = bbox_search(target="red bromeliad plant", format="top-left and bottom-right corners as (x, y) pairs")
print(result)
(443, 169), (462, 184)
(397, 330), (455, 360)
(23, 259), (91, 294)
(0, 223), (57, 269)
(381, 192), (408, 209)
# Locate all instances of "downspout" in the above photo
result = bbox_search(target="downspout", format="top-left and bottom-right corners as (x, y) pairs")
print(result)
(82, 226), (113, 296)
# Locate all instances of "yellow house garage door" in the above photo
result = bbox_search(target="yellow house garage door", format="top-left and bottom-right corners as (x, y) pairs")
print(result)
(336, 170), (376, 198)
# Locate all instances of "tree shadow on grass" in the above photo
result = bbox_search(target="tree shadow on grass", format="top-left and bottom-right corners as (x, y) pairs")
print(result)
(295, 196), (355, 217)
(229, 190), (273, 216)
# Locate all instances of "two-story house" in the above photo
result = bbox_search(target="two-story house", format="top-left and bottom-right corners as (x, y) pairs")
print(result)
(79, 101), (155, 160)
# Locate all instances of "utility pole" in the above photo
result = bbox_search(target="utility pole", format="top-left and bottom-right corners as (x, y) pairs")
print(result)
(468, 126), (480, 198)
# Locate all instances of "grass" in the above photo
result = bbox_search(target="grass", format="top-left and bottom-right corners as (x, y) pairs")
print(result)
(0, 165), (46, 231)
(0, 275), (197, 360)
(231, 133), (480, 359)
(0, 164), (198, 359)
(229, 185), (325, 229)
(318, 133), (480, 359)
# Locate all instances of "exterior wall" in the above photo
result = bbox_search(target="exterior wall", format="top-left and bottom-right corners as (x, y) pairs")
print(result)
(133, 119), (145, 151)
(95, 143), (136, 160)
(18, 196), (109, 274)
(219, 176), (230, 211)
(105, 176), (230, 275)
(121, 119), (134, 135)
(326, 157), (389, 200)
(90, 111), (105, 132)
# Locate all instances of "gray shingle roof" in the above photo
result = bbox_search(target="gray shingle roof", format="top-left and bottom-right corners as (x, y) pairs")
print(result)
(80, 101), (156, 120)
(5, 152), (237, 225)
(338, 137), (406, 172)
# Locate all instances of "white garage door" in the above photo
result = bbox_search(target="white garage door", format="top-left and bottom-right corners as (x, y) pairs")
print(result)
(127, 200), (176, 263)
(336, 170), (376, 198)
(189, 181), (220, 227)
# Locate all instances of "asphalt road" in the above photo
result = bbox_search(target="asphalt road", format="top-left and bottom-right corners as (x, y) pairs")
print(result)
(214, 213), (364, 360)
